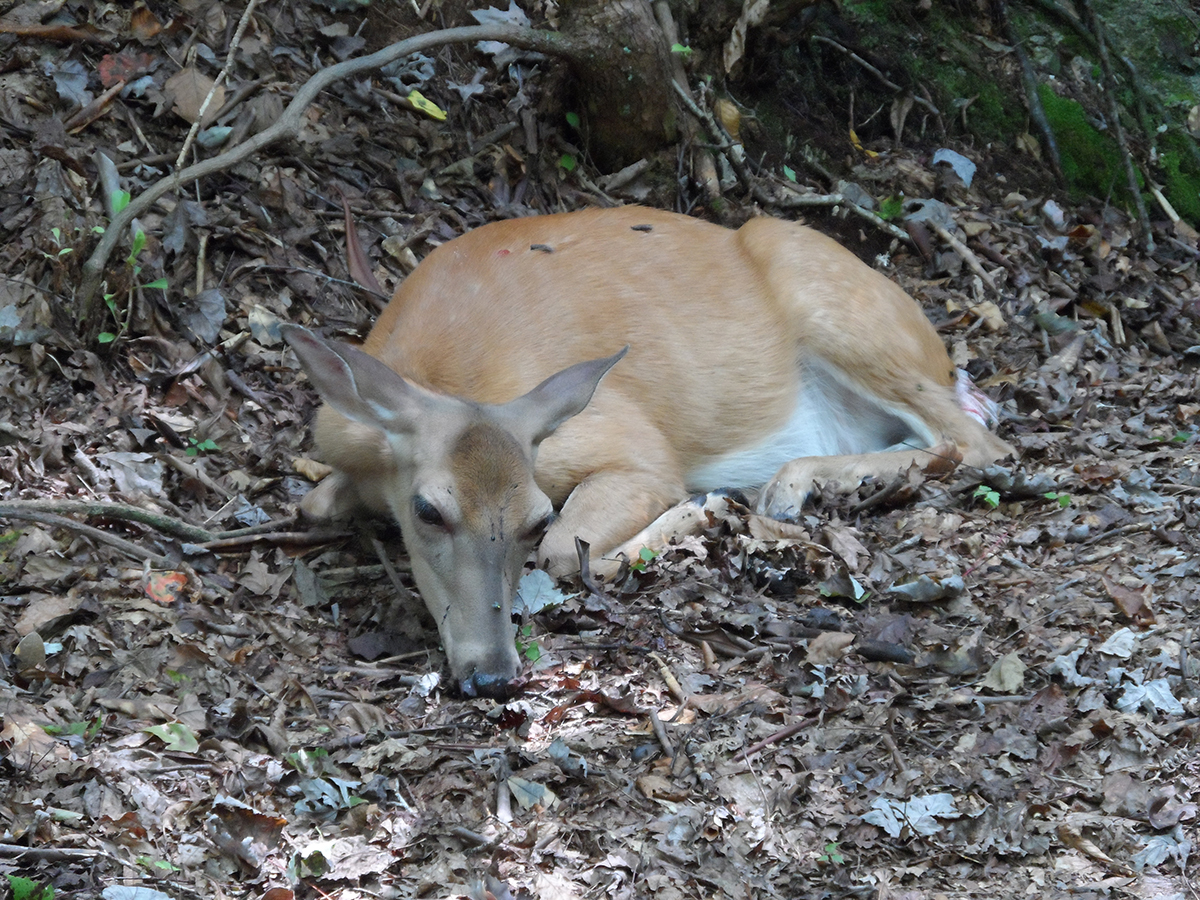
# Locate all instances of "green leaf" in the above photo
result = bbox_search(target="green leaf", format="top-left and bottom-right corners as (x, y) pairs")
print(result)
(670, 43), (693, 56)
(819, 841), (845, 865)
(565, 111), (580, 129)
(136, 855), (181, 873)
(127, 228), (147, 264)
(111, 189), (131, 214)
(559, 153), (577, 172)
(7, 875), (53, 900)
(973, 485), (1000, 509)
(97, 332), (117, 344)
(144, 722), (200, 753)
(142, 277), (169, 291)
(782, 164), (797, 182)
(880, 195), (905, 220)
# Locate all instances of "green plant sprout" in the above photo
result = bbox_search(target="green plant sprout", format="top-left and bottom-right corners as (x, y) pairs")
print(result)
(186, 437), (219, 456)
(818, 841), (845, 865)
(1043, 491), (1072, 508)
(98, 189), (169, 345)
(516, 623), (542, 662)
(630, 546), (658, 572)
(42, 717), (103, 744)
(973, 485), (1000, 509)
(6, 875), (54, 900)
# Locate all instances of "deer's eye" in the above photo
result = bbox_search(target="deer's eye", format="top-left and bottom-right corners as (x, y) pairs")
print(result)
(413, 496), (446, 529)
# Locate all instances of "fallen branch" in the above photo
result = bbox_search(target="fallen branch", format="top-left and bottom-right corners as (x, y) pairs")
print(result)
(0, 499), (215, 542)
(77, 24), (577, 337)
(672, 78), (911, 244)
(811, 35), (940, 116)
(0, 507), (171, 565)
(731, 714), (819, 762)
(0, 498), (302, 545)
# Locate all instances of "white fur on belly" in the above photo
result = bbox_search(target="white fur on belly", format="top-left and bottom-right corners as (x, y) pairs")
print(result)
(685, 363), (935, 491)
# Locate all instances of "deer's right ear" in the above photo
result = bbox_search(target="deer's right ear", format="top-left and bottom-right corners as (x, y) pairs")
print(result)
(282, 325), (435, 433)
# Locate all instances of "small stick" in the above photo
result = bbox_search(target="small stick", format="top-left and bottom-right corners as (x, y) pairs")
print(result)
(0, 508), (171, 565)
(198, 530), (349, 551)
(371, 535), (412, 600)
(812, 35), (939, 115)
(731, 714), (819, 762)
(649, 709), (675, 760)
(174, 0), (262, 170)
(928, 219), (997, 292)
(648, 651), (685, 703)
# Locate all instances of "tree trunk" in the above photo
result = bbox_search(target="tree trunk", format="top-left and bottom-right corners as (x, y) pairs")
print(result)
(558, 0), (683, 171)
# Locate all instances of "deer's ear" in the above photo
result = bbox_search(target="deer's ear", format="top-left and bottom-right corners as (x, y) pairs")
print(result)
(497, 347), (627, 446)
(282, 325), (442, 433)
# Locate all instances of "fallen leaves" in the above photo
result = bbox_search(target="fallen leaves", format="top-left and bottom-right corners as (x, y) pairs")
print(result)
(0, 2), (1198, 898)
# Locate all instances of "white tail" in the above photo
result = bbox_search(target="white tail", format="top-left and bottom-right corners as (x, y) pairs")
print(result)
(284, 207), (1012, 696)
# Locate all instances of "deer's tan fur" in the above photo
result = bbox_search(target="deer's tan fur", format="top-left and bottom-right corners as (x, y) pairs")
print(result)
(286, 207), (1013, 696)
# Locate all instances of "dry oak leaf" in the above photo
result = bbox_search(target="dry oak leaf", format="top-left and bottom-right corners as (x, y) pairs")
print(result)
(164, 65), (224, 125)
(805, 631), (856, 665)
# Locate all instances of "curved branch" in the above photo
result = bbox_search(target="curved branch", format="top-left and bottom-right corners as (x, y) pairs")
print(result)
(77, 24), (577, 336)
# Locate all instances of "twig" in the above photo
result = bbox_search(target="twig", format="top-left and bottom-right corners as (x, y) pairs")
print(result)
(880, 732), (910, 776)
(197, 529), (350, 551)
(649, 708), (675, 759)
(811, 35), (939, 116)
(648, 651), (686, 703)
(671, 80), (757, 196)
(731, 714), (819, 762)
(159, 453), (234, 499)
(175, 0), (261, 170)
(0, 844), (103, 862)
(1079, 0), (1154, 253)
(371, 534), (414, 600)
(772, 187), (913, 243)
(928, 218), (998, 292)
(0, 508), (171, 565)
(0, 499), (210, 542)
(78, 24), (577, 332)
(0, 499), (306, 550)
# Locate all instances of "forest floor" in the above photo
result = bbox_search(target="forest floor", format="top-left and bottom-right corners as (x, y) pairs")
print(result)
(0, 2), (1197, 900)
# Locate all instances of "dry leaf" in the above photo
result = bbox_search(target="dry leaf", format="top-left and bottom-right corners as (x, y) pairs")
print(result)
(164, 65), (224, 125)
(805, 631), (855, 665)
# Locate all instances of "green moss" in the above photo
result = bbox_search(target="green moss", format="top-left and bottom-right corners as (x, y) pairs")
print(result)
(840, 3), (1022, 141)
(1159, 132), (1200, 224)
(842, 1), (891, 24)
(1037, 84), (1135, 202)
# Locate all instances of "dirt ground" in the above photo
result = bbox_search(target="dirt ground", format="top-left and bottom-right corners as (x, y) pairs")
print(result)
(0, 2), (1197, 899)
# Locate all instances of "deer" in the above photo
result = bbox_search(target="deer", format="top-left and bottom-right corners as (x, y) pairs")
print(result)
(282, 206), (1013, 697)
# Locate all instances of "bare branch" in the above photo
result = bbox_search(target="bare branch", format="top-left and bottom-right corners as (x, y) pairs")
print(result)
(77, 25), (576, 336)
